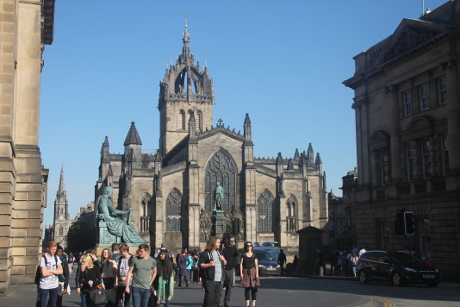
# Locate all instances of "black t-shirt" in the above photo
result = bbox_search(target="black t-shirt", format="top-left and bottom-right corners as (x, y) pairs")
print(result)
(242, 253), (256, 270)
(222, 245), (237, 270)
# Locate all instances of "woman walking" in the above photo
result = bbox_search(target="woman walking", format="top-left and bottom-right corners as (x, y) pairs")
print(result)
(154, 250), (178, 307)
(76, 254), (102, 307)
(239, 241), (260, 307)
(177, 249), (190, 287)
(100, 248), (117, 307)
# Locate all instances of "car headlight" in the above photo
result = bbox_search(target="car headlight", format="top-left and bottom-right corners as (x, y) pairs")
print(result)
(258, 264), (265, 268)
(435, 269), (439, 273)
(276, 265), (280, 268)
(405, 267), (417, 273)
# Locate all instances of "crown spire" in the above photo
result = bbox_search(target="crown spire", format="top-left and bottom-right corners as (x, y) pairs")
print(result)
(182, 14), (190, 56)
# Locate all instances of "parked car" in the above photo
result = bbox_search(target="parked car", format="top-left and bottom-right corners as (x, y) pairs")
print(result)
(253, 241), (280, 262)
(356, 250), (440, 287)
(236, 248), (281, 276)
(255, 249), (281, 276)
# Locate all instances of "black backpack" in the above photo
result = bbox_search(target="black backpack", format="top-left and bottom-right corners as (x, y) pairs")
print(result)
(34, 254), (59, 284)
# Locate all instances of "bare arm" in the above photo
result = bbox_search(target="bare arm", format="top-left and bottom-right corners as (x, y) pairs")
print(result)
(218, 255), (227, 266)
(125, 266), (134, 293)
(149, 267), (157, 291)
(255, 258), (259, 277)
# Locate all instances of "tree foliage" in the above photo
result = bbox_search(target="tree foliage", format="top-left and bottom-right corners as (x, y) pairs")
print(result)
(65, 221), (96, 253)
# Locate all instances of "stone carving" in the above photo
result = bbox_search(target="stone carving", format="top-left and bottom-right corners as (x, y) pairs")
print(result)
(200, 209), (212, 242)
(95, 186), (145, 243)
(214, 182), (224, 211)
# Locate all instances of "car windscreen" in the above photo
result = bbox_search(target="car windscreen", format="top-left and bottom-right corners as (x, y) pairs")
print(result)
(255, 252), (273, 261)
(389, 252), (424, 264)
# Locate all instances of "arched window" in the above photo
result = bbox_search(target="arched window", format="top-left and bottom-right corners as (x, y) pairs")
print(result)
(179, 110), (186, 130)
(166, 188), (182, 232)
(140, 193), (151, 233)
(197, 110), (203, 132)
(59, 226), (64, 236)
(286, 194), (298, 232)
(205, 149), (237, 213)
(257, 189), (274, 232)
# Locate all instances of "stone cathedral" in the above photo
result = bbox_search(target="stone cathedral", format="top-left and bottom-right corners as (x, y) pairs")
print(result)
(95, 27), (328, 254)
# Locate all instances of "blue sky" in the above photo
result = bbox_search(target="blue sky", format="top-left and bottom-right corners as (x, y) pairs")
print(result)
(40, 0), (447, 227)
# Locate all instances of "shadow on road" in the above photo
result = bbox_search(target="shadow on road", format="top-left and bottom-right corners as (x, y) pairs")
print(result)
(260, 276), (460, 303)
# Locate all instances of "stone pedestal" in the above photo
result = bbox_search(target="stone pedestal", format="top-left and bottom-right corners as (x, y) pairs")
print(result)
(97, 220), (121, 247)
(212, 210), (226, 238)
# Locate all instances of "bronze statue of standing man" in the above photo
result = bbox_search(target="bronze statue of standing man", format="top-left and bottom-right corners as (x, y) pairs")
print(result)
(214, 182), (224, 211)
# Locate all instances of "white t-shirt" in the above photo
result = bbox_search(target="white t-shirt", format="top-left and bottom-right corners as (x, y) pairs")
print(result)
(39, 254), (62, 289)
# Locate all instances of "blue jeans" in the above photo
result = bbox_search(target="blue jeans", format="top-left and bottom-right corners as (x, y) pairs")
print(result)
(132, 286), (150, 307)
(81, 293), (96, 307)
(39, 287), (59, 307)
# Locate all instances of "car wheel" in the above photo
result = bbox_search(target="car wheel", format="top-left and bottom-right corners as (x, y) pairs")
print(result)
(426, 281), (439, 287)
(358, 270), (368, 284)
(392, 272), (402, 286)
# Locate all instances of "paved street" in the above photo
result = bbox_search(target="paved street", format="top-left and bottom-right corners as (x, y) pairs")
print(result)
(1, 271), (460, 307)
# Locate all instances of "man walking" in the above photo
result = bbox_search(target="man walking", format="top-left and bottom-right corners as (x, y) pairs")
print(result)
(198, 236), (227, 307)
(125, 244), (157, 307)
(115, 243), (133, 307)
(277, 249), (287, 275)
(112, 243), (121, 262)
(221, 236), (237, 307)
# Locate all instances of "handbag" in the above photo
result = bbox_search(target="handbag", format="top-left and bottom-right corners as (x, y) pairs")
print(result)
(89, 288), (109, 305)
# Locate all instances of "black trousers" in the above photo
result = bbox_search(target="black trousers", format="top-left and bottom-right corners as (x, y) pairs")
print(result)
(222, 270), (234, 307)
(115, 285), (132, 307)
(202, 279), (222, 307)
(244, 287), (257, 301)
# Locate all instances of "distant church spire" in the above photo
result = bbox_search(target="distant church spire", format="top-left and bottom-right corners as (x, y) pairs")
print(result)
(58, 166), (65, 193)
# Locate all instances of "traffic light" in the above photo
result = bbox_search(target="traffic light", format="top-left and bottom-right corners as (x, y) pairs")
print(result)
(404, 211), (415, 236)
(395, 211), (404, 235)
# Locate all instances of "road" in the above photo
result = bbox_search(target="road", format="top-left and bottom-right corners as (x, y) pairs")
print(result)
(1, 272), (459, 307)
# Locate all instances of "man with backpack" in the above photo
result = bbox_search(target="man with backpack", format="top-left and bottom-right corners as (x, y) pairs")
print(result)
(36, 241), (63, 307)
(115, 243), (133, 307)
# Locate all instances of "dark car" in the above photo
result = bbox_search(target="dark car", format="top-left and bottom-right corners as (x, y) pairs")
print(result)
(356, 250), (440, 287)
(237, 248), (281, 276)
(255, 249), (281, 276)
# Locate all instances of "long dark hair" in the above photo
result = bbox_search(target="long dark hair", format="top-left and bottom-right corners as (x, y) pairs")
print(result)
(156, 250), (172, 279)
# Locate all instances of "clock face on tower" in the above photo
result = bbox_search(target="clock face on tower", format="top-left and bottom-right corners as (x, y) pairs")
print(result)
(59, 215), (64, 220)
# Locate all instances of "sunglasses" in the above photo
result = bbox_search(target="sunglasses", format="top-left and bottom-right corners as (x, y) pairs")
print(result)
(246, 244), (252, 247)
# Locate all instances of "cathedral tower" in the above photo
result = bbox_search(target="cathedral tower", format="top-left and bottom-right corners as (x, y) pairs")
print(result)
(158, 22), (214, 156)
(53, 167), (70, 248)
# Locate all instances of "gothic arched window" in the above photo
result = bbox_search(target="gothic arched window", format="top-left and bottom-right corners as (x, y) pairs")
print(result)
(166, 188), (182, 232)
(140, 193), (151, 233)
(59, 226), (64, 236)
(197, 110), (203, 132)
(205, 149), (238, 213)
(257, 189), (274, 232)
(179, 110), (186, 130)
(286, 194), (298, 233)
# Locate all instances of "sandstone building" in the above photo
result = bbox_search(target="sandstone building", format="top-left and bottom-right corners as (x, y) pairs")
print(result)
(343, 1), (460, 279)
(96, 27), (329, 254)
(0, 0), (55, 293)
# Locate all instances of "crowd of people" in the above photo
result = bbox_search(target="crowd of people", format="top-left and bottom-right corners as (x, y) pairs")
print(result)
(37, 235), (260, 307)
